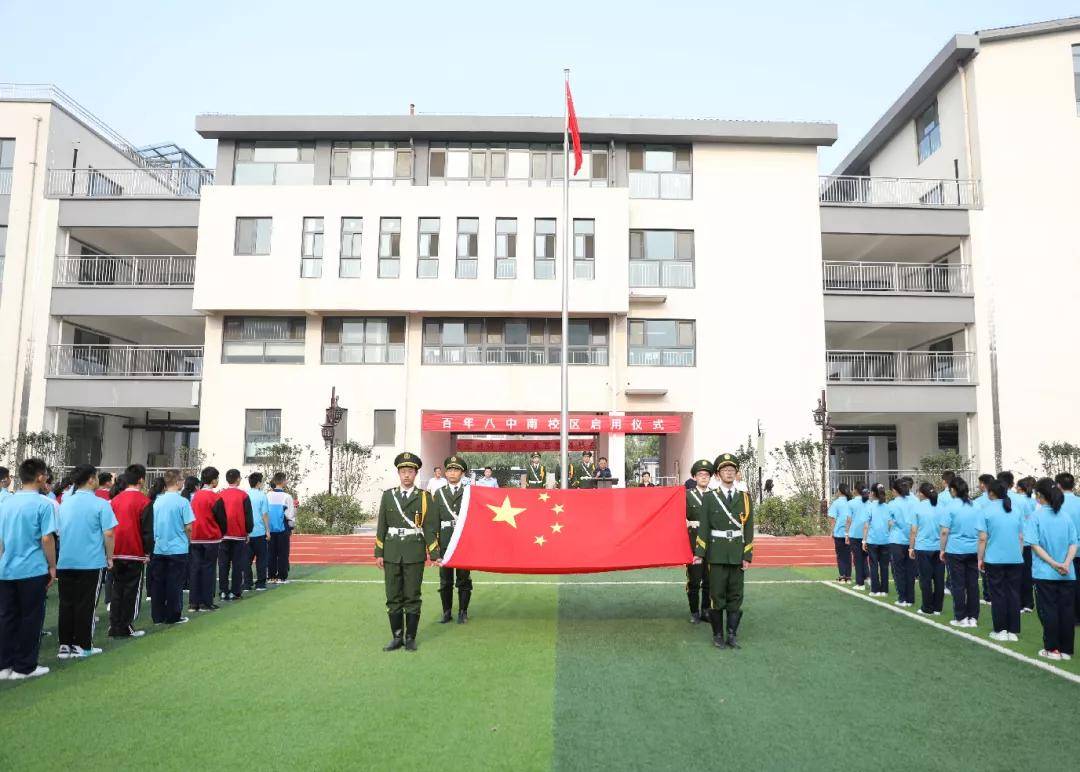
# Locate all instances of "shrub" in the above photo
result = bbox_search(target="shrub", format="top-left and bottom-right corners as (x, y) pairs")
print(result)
(914, 450), (972, 484)
(296, 492), (370, 535)
(1037, 441), (1080, 477)
(254, 438), (314, 493)
(756, 493), (825, 536)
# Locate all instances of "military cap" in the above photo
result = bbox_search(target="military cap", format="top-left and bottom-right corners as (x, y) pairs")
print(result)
(394, 451), (422, 470)
(444, 455), (468, 472)
(690, 458), (715, 476)
(582, 450), (593, 457)
(531, 452), (542, 460)
(714, 453), (738, 471)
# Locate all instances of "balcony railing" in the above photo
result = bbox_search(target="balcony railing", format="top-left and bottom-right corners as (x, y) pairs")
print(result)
(819, 175), (981, 209)
(422, 346), (608, 366)
(323, 343), (406, 364)
(822, 261), (972, 295)
(0, 169), (11, 195)
(628, 348), (695, 367)
(45, 167), (214, 198)
(826, 350), (975, 384)
(54, 255), (196, 287)
(48, 345), (204, 378)
(629, 260), (694, 289)
(829, 468), (974, 489)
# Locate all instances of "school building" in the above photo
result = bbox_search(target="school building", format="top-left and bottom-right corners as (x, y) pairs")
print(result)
(1, 16), (1078, 494)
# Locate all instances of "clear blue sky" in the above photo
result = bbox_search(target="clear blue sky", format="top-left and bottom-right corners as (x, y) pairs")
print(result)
(2, 0), (1076, 170)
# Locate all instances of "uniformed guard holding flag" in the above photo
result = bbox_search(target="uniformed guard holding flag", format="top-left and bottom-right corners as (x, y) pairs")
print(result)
(685, 459), (716, 624)
(433, 455), (472, 624)
(525, 452), (548, 489)
(693, 452), (754, 648)
(569, 450), (597, 489)
(374, 452), (439, 652)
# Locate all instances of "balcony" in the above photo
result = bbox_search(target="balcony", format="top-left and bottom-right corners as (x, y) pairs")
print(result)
(629, 260), (694, 289)
(323, 343), (406, 365)
(44, 344), (203, 410)
(46, 167), (214, 199)
(422, 345), (608, 366)
(819, 175), (980, 209)
(827, 350), (974, 384)
(55, 255), (195, 287)
(823, 261), (971, 295)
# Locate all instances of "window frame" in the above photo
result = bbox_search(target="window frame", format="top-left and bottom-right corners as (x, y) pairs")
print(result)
(321, 316), (406, 365)
(300, 216), (324, 278)
(915, 101), (941, 164)
(417, 217), (440, 279)
(233, 141), (315, 185)
(330, 141), (414, 185)
(339, 217), (363, 278)
(428, 141), (609, 187)
(573, 219), (595, 280)
(421, 317), (608, 365)
(234, 217), (273, 256)
(533, 218), (556, 280)
(221, 316), (306, 364)
(378, 217), (402, 279)
(627, 318), (696, 367)
(629, 229), (695, 289)
(455, 217), (479, 279)
(373, 409), (396, 446)
(244, 408), (282, 464)
(495, 217), (517, 279)
(627, 144), (693, 200)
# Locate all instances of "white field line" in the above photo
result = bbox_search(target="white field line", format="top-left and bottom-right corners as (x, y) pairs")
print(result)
(287, 578), (821, 586)
(822, 581), (1080, 686)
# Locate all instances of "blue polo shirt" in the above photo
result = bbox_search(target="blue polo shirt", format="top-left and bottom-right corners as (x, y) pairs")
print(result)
(865, 501), (890, 545)
(1061, 491), (1080, 535)
(247, 487), (270, 537)
(976, 499), (1023, 565)
(56, 489), (118, 570)
(153, 491), (195, 556)
(0, 488), (12, 504)
(1027, 506), (1079, 581)
(938, 488), (953, 509)
(943, 499), (980, 554)
(847, 499), (871, 540)
(913, 499), (945, 551)
(0, 491), (57, 580)
(887, 495), (914, 545)
(828, 497), (850, 538)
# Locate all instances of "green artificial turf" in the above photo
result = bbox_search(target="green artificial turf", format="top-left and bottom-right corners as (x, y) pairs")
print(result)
(1, 565), (1079, 771)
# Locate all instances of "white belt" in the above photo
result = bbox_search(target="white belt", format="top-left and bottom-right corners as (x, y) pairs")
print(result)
(440, 520), (456, 529)
(387, 527), (422, 537)
(711, 529), (742, 539)
(686, 520), (700, 529)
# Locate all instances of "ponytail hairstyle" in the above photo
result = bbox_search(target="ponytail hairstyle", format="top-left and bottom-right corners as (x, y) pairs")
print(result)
(1017, 476), (1036, 497)
(109, 472), (129, 500)
(858, 485), (870, 503)
(949, 476), (971, 505)
(52, 472), (74, 498)
(870, 483), (887, 502)
(890, 478), (911, 497)
(978, 473), (996, 491)
(146, 475), (167, 504)
(180, 475), (200, 500)
(918, 481), (938, 506)
(1035, 477), (1065, 513)
(988, 480), (1012, 512)
(838, 482), (851, 500)
(71, 463), (98, 489)
(997, 470), (1015, 490)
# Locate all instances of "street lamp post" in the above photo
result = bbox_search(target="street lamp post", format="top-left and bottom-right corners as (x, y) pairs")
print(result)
(812, 389), (834, 515)
(322, 387), (344, 496)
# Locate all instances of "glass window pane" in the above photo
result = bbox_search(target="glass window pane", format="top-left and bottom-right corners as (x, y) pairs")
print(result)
(490, 151), (506, 178)
(395, 149), (412, 178)
(429, 150), (446, 178)
(675, 147), (692, 172)
(251, 144), (301, 162)
(443, 321), (464, 345)
(644, 148), (674, 172)
(644, 231), (675, 260)
(676, 231), (694, 259)
(628, 145), (644, 171)
(274, 164), (315, 185)
(233, 164), (275, 185)
(470, 151), (486, 179)
(446, 150), (469, 178)
(591, 151), (608, 180)
(331, 151), (349, 177)
(629, 231), (644, 260)
(507, 150), (530, 178)
(531, 152), (547, 179)
(372, 149), (394, 178)
(350, 149), (372, 177)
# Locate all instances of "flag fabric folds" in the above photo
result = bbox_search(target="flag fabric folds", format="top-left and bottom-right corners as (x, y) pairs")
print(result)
(442, 486), (692, 574)
(565, 80), (583, 175)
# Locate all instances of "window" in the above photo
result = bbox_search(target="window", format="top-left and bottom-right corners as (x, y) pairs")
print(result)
(417, 218), (440, 279)
(628, 144), (692, 199)
(234, 141), (315, 185)
(322, 317), (406, 364)
(330, 141), (413, 185)
(534, 218), (556, 279)
(428, 142), (608, 187)
(915, 101), (941, 163)
(339, 218), (363, 278)
(629, 230), (694, 288)
(0, 139), (13, 195)
(222, 317), (305, 364)
(300, 217), (324, 278)
(378, 218), (401, 278)
(495, 218), (517, 278)
(244, 409), (281, 463)
(422, 317), (608, 365)
(1074, 45), (1080, 114)
(573, 220), (595, 279)
(937, 421), (959, 453)
(235, 217), (272, 256)
(374, 410), (396, 446)
(456, 218), (479, 279)
(628, 319), (695, 366)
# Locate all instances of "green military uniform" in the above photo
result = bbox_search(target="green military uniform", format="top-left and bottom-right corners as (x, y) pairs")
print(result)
(569, 452), (597, 489)
(693, 453), (754, 649)
(375, 452), (439, 651)
(434, 455), (472, 624)
(525, 454), (548, 489)
(685, 459), (716, 624)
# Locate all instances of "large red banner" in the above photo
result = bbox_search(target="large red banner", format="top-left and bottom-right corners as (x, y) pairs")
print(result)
(442, 486), (691, 574)
(422, 412), (681, 435)
(455, 439), (595, 452)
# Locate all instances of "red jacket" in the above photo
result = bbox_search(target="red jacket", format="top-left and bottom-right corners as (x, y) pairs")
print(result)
(95, 488), (111, 500)
(190, 489), (227, 543)
(111, 488), (152, 561)
(218, 487), (254, 539)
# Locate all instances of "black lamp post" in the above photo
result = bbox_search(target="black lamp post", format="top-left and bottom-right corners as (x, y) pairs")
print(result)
(322, 387), (343, 495)
(812, 389), (834, 515)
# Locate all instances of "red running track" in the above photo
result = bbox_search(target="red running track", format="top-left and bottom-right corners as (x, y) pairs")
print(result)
(291, 535), (836, 568)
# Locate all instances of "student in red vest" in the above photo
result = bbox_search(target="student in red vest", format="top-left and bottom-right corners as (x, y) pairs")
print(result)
(95, 473), (113, 501)
(107, 466), (153, 637)
(217, 469), (253, 601)
(188, 466), (227, 612)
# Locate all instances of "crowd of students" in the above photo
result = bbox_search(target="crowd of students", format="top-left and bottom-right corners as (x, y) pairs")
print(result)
(0, 459), (297, 680)
(829, 470), (1080, 661)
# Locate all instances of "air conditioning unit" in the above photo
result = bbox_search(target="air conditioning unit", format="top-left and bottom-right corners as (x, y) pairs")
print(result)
(146, 453), (170, 467)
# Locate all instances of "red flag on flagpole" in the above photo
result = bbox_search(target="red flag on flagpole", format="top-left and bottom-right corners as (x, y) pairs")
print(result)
(565, 80), (583, 175)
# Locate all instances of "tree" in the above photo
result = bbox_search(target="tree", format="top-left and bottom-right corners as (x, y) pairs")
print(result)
(174, 446), (207, 479)
(769, 438), (824, 502)
(732, 435), (761, 501)
(254, 438), (314, 493)
(914, 450), (973, 484)
(334, 440), (373, 499)
(1037, 441), (1080, 477)
(0, 431), (72, 471)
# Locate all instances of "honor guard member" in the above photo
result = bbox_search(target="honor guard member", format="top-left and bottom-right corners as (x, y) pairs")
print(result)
(433, 455), (472, 624)
(685, 459), (716, 624)
(374, 452), (440, 652)
(693, 453), (754, 649)
(526, 453), (548, 489)
(569, 450), (598, 489)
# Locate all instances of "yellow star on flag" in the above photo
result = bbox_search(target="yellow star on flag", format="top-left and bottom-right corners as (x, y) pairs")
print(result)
(552, 504), (565, 515)
(538, 493), (550, 502)
(488, 496), (527, 529)
(534, 535), (547, 546)
(550, 523), (564, 534)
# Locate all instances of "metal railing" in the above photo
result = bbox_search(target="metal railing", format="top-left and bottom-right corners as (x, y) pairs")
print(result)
(629, 260), (694, 288)
(322, 343), (406, 364)
(819, 175), (981, 209)
(45, 167), (214, 198)
(829, 469), (974, 489)
(0, 168), (11, 195)
(629, 171), (692, 200)
(822, 261), (972, 294)
(826, 350), (975, 383)
(422, 346), (608, 365)
(220, 340), (305, 364)
(628, 348), (695, 367)
(48, 345), (204, 378)
(54, 255), (196, 287)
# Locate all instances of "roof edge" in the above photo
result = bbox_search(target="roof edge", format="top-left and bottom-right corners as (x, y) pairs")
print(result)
(977, 16), (1080, 43)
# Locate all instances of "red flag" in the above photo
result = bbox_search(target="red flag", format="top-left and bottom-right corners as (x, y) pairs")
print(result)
(565, 81), (582, 176)
(442, 486), (691, 574)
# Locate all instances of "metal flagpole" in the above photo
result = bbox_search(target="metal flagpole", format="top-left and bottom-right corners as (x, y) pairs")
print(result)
(560, 67), (570, 489)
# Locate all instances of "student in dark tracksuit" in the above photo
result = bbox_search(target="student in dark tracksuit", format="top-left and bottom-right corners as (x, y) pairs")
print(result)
(188, 467), (227, 612)
(828, 484), (853, 583)
(942, 477), (981, 628)
(1027, 478), (1078, 661)
(244, 473), (271, 592)
(149, 470), (194, 625)
(217, 470), (253, 601)
(846, 486), (871, 590)
(267, 473), (295, 584)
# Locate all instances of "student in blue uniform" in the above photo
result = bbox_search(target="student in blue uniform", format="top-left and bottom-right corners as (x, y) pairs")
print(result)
(55, 465), (118, 659)
(0, 467), (11, 502)
(863, 483), (891, 597)
(244, 472), (272, 592)
(0, 458), (57, 680)
(845, 486), (871, 590)
(1028, 478), (1079, 661)
(911, 482), (946, 615)
(977, 480), (1023, 642)
(828, 484), (853, 583)
(1015, 476), (1037, 614)
(1055, 473), (1080, 621)
(975, 473), (996, 605)
(887, 479), (916, 607)
(941, 477), (981, 628)
(150, 469), (195, 626)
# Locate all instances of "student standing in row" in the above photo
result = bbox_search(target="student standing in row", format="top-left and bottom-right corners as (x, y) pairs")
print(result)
(0, 467), (12, 501)
(217, 469), (253, 601)
(1027, 478), (1078, 661)
(108, 466), (152, 638)
(55, 464), (117, 659)
(888, 479), (916, 607)
(188, 467), (227, 612)
(942, 477), (981, 628)
(95, 473), (113, 501)
(267, 473), (295, 584)
(863, 484), (891, 597)
(244, 473), (271, 592)
(0, 459), (57, 680)
(846, 486), (871, 590)
(828, 484), (853, 583)
(974, 473), (995, 605)
(977, 480), (1023, 642)
(1055, 473), (1080, 621)
(150, 469), (194, 626)
(910, 482), (945, 615)
(1015, 476), (1037, 614)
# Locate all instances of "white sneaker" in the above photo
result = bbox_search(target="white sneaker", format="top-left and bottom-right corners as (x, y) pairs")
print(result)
(70, 646), (102, 658)
(949, 619), (967, 627)
(966, 618), (979, 628)
(1038, 649), (1062, 661)
(852, 584), (866, 591)
(0, 668), (11, 680)
(932, 611), (942, 616)
(980, 600), (991, 606)
(106, 603), (110, 612)
(1007, 633), (1019, 642)
(278, 580), (290, 585)
(129, 629), (146, 638)
(989, 631), (1010, 642)
(173, 616), (190, 625)
(1060, 653), (1072, 661)
(56, 644), (72, 660)
(916, 609), (930, 616)
(9, 666), (50, 679)
(894, 600), (905, 606)
(943, 587), (952, 595)
(1020, 608), (1033, 614)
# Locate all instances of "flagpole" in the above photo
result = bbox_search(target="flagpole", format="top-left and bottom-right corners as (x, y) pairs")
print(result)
(560, 67), (570, 490)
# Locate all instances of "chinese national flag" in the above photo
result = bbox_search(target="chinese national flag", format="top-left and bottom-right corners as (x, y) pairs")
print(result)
(565, 81), (583, 175)
(442, 486), (691, 574)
